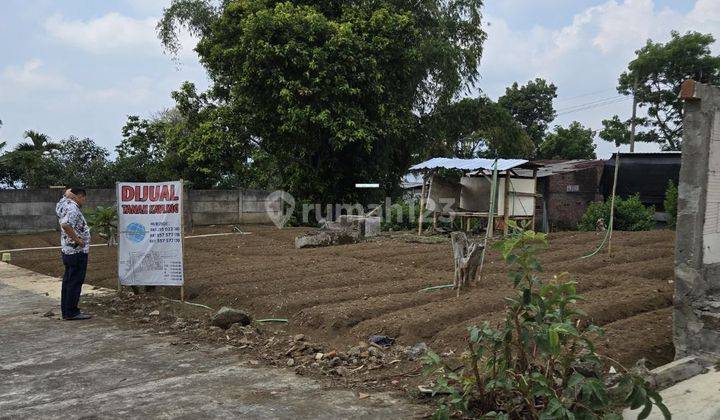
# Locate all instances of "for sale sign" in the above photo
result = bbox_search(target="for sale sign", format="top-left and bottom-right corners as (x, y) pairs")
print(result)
(116, 181), (184, 286)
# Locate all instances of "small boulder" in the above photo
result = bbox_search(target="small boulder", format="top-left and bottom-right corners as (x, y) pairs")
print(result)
(406, 342), (428, 360)
(210, 306), (253, 329)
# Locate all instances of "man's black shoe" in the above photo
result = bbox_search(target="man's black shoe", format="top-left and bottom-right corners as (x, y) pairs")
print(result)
(63, 313), (92, 320)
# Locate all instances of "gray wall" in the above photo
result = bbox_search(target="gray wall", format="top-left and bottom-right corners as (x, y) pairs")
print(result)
(674, 80), (720, 359)
(0, 188), (277, 234)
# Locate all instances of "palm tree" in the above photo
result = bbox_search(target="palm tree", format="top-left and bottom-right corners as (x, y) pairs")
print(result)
(15, 130), (59, 154)
(6, 130), (60, 188)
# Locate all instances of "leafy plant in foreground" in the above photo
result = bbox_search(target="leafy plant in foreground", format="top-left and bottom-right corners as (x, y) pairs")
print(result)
(422, 221), (669, 419)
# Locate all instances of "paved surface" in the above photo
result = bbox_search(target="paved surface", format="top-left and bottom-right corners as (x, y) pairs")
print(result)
(624, 367), (720, 419)
(0, 263), (422, 419)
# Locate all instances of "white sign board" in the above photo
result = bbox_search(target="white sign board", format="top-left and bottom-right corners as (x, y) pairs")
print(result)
(117, 181), (184, 286)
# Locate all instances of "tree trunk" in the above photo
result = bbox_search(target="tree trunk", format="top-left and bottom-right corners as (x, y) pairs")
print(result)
(451, 232), (484, 296)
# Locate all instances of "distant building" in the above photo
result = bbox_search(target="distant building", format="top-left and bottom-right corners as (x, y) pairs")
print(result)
(533, 160), (605, 231)
(600, 152), (681, 220)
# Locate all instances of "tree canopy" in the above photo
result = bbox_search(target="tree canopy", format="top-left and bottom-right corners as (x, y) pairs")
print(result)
(0, 132), (115, 188)
(158, 0), (487, 202)
(538, 121), (596, 160)
(601, 31), (720, 150)
(421, 96), (532, 159)
(497, 78), (557, 157)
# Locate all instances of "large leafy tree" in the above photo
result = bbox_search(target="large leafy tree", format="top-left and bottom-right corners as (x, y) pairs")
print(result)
(115, 82), (250, 188)
(158, 0), (486, 202)
(601, 31), (720, 151)
(54, 137), (114, 188)
(497, 78), (557, 156)
(421, 96), (532, 159)
(538, 121), (596, 160)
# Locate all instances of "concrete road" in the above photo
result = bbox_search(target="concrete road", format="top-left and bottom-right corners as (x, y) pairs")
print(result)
(0, 263), (422, 419)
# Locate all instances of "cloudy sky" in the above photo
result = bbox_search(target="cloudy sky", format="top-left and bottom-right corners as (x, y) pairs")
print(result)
(1, 0), (719, 159)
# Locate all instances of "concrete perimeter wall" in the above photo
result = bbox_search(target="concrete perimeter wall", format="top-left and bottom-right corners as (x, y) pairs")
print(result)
(0, 188), (276, 234)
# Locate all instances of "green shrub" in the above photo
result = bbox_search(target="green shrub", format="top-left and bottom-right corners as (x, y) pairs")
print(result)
(422, 221), (670, 419)
(664, 180), (678, 228)
(381, 199), (424, 231)
(85, 205), (118, 246)
(578, 194), (655, 231)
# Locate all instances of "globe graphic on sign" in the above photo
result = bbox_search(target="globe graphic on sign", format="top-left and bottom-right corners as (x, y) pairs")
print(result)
(125, 222), (147, 243)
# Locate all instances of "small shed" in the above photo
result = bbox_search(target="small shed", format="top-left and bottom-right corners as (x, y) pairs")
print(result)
(409, 158), (542, 235)
(600, 152), (681, 213)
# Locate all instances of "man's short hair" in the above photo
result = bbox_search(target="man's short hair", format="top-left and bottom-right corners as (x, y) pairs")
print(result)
(70, 188), (87, 196)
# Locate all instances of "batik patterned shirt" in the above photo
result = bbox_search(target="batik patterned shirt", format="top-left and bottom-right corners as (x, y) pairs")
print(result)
(58, 198), (90, 254)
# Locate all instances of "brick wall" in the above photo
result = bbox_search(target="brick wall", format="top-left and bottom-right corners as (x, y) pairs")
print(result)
(537, 166), (604, 231)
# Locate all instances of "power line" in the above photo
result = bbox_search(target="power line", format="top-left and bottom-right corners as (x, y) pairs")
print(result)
(555, 88), (618, 103)
(555, 95), (626, 113)
(556, 96), (631, 116)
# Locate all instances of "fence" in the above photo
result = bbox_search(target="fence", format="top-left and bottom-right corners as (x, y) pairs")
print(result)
(0, 188), (277, 234)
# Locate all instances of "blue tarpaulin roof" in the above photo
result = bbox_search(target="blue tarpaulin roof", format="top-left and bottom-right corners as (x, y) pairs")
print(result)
(409, 158), (529, 172)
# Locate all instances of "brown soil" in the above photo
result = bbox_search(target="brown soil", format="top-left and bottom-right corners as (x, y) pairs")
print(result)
(2, 226), (676, 370)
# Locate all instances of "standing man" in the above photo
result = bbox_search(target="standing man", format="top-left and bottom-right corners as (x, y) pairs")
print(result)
(57, 188), (92, 320)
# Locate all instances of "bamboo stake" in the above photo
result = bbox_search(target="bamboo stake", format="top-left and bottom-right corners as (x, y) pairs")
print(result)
(607, 153), (620, 255)
(503, 171), (511, 236)
(477, 161), (499, 284)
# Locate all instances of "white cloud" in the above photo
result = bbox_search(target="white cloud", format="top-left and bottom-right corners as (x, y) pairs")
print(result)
(1, 59), (79, 92)
(43, 12), (198, 58)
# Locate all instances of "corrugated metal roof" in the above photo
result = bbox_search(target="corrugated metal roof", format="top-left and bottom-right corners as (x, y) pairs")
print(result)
(400, 173), (423, 189)
(535, 159), (604, 177)
(409, 158), (529, 172)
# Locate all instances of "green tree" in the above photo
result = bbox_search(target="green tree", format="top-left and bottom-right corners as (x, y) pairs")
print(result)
(55, 137), (114, 188)
(115, 83), (251, 188)
(3, 130), (61, 187)
(158, 0), (487, 202)
(421, 96), (533, 159)
(498, 78), (557, 156)
(538, 121), (597, 160)
(601, 31), (720, 151)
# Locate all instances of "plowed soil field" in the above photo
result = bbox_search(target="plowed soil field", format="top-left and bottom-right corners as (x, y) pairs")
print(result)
(2, 226), (676, 368)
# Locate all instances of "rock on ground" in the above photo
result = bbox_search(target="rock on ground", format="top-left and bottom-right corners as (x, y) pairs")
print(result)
(210, 306), (252, 329)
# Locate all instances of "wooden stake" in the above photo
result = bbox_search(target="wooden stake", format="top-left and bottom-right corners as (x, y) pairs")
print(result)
(433, 211), (438, 231)
(503, 171), (511, 236)
(478, 161), (499, 285)
(180, 179), (187, 301)
(417, 175), (427, 236)
(607, 154), (620, 255)
(115, 181), (121, 294)
(531, 168), (538, 231)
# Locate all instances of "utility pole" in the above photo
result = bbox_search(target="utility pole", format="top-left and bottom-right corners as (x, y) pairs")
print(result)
(629, 78), (638, 153)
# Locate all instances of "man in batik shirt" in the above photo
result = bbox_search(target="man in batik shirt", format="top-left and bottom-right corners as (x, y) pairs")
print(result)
(57, 188), (92, 320)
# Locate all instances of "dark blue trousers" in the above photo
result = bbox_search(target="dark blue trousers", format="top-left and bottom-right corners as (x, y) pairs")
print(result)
(61, 252), (88, 319)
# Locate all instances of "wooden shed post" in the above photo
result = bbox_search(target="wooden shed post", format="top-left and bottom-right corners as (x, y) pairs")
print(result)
(417, 174), (427, 236)
(531, 168), (538, 231)
(503, 171), (511, 236)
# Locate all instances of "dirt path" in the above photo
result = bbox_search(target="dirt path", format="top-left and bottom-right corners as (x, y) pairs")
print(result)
(2, 226), (676, 369)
